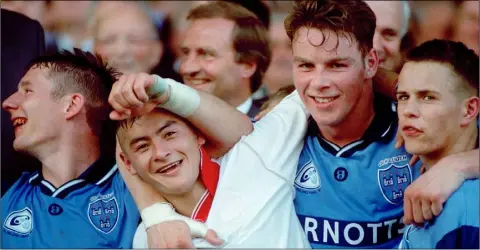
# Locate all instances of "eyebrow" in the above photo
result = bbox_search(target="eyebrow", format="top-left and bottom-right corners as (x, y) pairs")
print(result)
(293, 56), (354, 64)
(395, 90), (440, 95)
(129, 120), (177, 147)
(18, 80), (32, 89)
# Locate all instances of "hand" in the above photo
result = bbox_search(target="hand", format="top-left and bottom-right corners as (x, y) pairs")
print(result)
(146, 220), (224, 248)
(403, 157), (466, 225)
(108, 73), (169, 120)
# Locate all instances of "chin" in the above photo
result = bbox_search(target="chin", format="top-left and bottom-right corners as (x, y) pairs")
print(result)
(404, 143), (431, 156)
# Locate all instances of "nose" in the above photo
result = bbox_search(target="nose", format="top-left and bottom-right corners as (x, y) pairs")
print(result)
(179, 53), (201, 77)
(372, 32), (385, 59)
(2, 92), (21, 113)
(311, 69), (333, 90)
(400, 99), (419, 119)
(152, 141), (171, 162)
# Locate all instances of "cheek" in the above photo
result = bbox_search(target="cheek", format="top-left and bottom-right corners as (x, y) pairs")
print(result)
(133, 45), (153, 60)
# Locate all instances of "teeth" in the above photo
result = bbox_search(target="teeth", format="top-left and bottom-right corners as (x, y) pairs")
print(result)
(314, 97), (336, 103)
(158, 161), (181, 174)
(189, 80), (208, 85)
(13, 118), (27, 127)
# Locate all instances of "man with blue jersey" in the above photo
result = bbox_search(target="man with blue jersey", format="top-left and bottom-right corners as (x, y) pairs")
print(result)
(397, 39), (479, 249)
(0, 49), (250, 248)
(284, 0), (479, 248)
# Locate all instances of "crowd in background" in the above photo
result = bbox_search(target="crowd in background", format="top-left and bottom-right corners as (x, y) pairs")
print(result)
(1, 0), (478, 193)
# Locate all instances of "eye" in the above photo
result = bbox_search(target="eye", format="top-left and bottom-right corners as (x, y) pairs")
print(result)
(422, 95), (434, 101)
(298, 63), (314, 70)
(164, 131), (176, 139)
(134, 144), (149, 153)
(331, 63), (347, 69)
(396, 94), (408, 101)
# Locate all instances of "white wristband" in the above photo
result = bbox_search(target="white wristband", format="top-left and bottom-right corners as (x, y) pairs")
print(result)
(140, 202), (209, 238)
(152, 75), (200, 118)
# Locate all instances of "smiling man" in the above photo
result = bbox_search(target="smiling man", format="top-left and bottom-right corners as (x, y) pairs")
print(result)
(179, 1), (271, 118)
(397, 39), (479, 249)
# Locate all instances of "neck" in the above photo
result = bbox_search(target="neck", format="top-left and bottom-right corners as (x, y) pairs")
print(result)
(36, 130), (100, 188)
(224, 80), (251, 107)
(318, 84), (375, 147)
(162, 180), (207, 217)
(421, 126), (478, 171)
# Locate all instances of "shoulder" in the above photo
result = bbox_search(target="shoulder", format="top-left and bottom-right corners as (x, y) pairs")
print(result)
(3, 172), (37, 198)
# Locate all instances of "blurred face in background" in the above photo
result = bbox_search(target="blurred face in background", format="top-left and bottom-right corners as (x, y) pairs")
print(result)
(179, 18), (250, 102)
(452, 1), (479, 53)
(263, 13), (294, 94)
(367, 1), (406, 72)
(93, 2), (163, 74)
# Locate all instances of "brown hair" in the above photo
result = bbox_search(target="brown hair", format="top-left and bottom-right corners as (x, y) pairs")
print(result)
(284, 0), (376, 57)
(187, 1), (271, 93)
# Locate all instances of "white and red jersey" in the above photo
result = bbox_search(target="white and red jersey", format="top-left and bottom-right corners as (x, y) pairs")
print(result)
(133, 92), (311, 248)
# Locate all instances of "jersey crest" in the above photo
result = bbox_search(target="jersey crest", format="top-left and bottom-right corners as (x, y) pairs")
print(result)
(295, 161), (321, 192)
(378, 164), (412, 204)
(87, 194), (119, 234)
(3, 207), (34, 236)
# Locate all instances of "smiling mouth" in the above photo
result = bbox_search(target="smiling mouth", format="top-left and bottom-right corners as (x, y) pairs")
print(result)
(311, 96), (339, 104)
(157, 160), (183, 174)
(12, 118), (27, 129)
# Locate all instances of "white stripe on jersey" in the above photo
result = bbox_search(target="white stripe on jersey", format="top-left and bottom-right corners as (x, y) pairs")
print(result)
(191, 190), (208, 219)
(41, 180), (56, 192)
(96, 164), (118, 185)
(52, 179), (85, 197)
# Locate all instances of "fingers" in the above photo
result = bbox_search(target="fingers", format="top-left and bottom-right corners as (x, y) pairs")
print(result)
(403, 193), (413, 225)
(109, 73), (152, 117)
(395, 130), (404, 149)
(431, 202), (443, 216)
(409, 155), (420, 167)
(420, 199), (433, 222)
(204, 229), (224, 246)
(412, 197), (424, 226)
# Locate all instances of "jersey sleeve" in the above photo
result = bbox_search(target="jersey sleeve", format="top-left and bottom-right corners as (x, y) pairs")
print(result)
(221, 90), (310, 182)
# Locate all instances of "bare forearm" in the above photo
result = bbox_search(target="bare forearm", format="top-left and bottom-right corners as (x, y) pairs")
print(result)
(373, 67), (399, 100)
(452, 149), (480, 180)
(188, 90), (253, 158)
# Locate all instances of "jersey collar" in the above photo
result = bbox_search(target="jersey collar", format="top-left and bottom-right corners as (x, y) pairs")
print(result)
(28, 156), (116, 198)
(308, 94), (397, 158)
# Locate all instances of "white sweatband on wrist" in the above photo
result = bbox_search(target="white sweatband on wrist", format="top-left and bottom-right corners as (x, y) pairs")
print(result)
(140, 202), (209, 238)
(152, 75), (200, 118)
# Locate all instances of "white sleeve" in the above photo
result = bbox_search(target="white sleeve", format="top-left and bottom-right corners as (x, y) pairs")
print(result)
(132, 222), (149, 249)
(222, 90), (309, 182)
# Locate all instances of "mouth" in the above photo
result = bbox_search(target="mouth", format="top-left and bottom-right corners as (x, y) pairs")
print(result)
(185, 78), (211, 86)
(156, 159), (183, 176)
(12, 117), (27, 131)
(402, 125), (423, 137)
(309, 95), (339, 104)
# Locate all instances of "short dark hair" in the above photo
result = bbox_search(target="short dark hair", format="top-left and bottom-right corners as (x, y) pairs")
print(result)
(187, 1), (271, 93)
(284, 0), (376, 57)
(25, 49), (121, 137)
(406, 39), (479, 92)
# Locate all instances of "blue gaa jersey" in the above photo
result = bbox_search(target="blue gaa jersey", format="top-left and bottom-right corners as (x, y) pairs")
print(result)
(294, 94), (421, 249)
(1, 157), (140, 248)
(400, 179), (479, 249)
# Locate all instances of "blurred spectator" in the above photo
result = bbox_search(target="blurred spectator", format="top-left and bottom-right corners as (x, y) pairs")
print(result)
(179, 1), (271, 118)
(44, 1), (93, 53)
(450, 0), (479, 53)
(262, 12), (293, 96)
(91, 1), (163, 75)
(366, 1), (410, 72)
(1, 0), (47, 25)
(409, 1), (456, 47)
(1, 9), (45, 195)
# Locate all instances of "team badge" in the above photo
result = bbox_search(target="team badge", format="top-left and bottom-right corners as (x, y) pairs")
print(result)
(295, 161), (321, 192)
(87, 196), (119, 234)
(4, 207), (33, 235)
(378, 164), (412, 204)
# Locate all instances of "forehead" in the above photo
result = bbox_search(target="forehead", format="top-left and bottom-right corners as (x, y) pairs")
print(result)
(398, 61), (458, 91)
(97, 7), (153, 35)
(292, 27), (361, 60)
(182, 18), (235, 49)
(121, 110), (190, 138)
(366, 1), (404, 30)
(19, 67), (53, 89)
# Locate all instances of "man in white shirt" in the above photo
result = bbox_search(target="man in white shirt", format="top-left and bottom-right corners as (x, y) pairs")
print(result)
(110, 73), (311, 248)
(178, 1), (270, 118)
